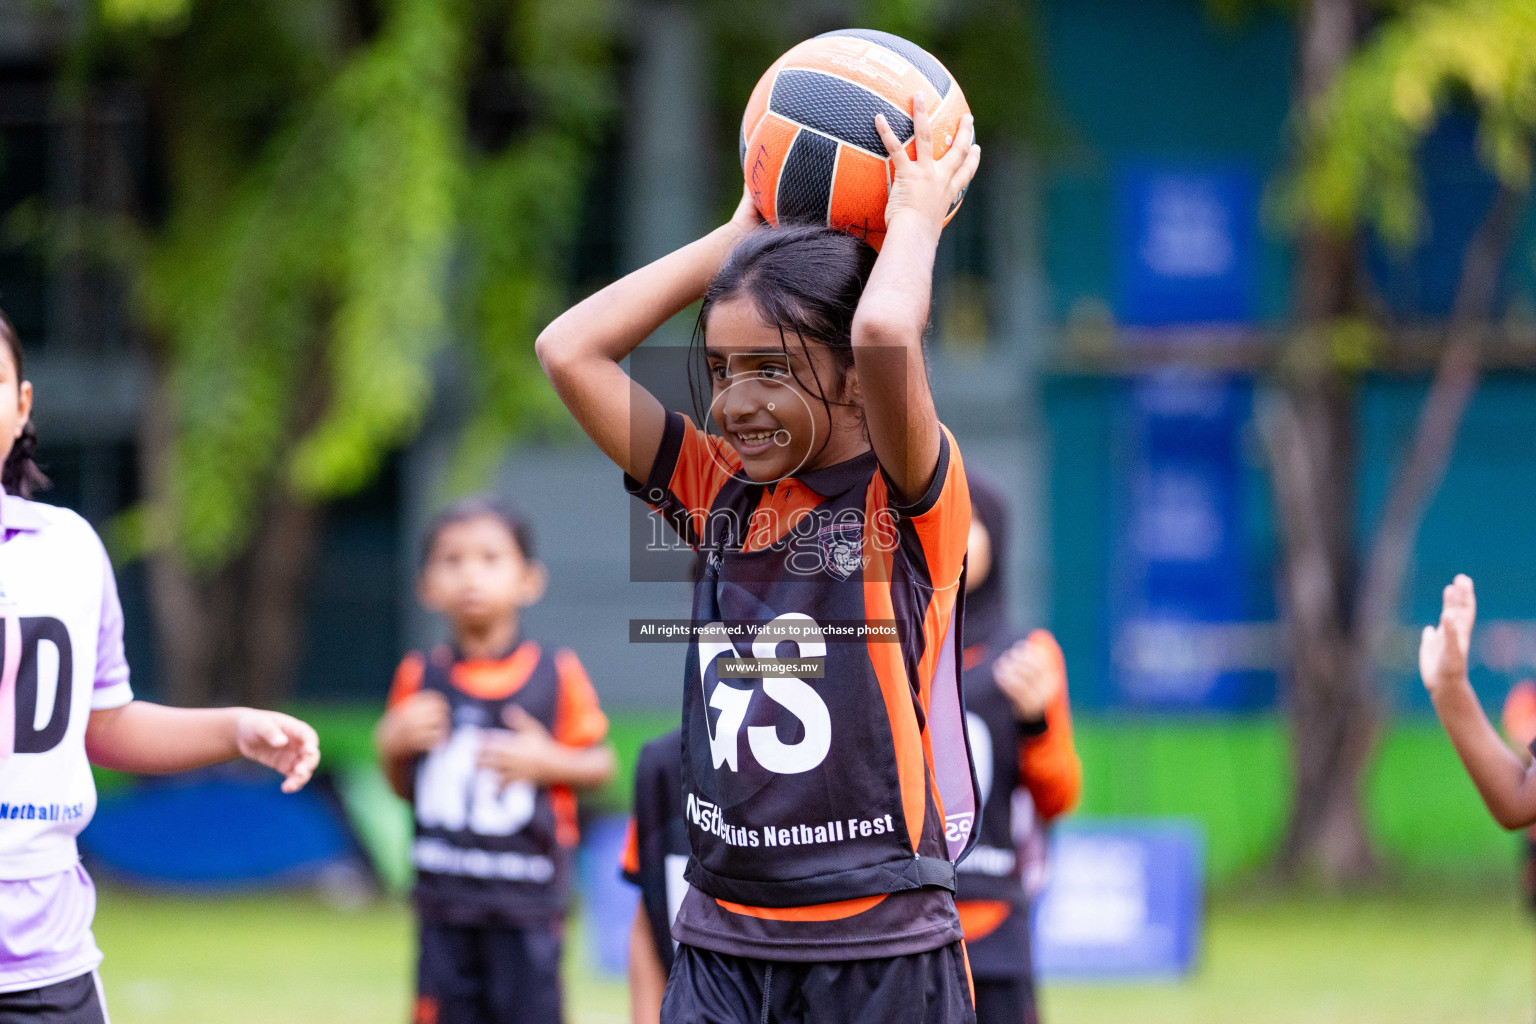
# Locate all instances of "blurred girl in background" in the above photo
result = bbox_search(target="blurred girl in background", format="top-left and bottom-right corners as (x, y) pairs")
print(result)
(957, 472), (1081, 1024)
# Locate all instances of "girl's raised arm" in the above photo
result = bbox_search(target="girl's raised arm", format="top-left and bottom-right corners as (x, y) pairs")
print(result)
(856, 101), (978, 505)
(1422, 575), (1536, 828)
(537, 193), (760, 483)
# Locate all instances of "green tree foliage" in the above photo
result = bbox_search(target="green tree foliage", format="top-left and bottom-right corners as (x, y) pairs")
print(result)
(88, 0), (613, 568)
(1296, 0), (1536, 244)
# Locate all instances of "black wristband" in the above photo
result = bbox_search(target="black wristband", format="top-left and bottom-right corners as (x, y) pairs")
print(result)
(1018, 715), (1048, 738)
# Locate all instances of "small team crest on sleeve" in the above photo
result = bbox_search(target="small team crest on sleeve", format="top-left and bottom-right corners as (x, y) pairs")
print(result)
(818, 521), (866, 580)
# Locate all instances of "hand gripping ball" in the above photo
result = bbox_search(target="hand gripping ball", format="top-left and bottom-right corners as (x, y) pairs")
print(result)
(739, 29), (971, 250)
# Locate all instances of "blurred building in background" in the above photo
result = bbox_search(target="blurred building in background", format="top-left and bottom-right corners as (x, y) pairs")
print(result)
(3, 0), (1535, 716)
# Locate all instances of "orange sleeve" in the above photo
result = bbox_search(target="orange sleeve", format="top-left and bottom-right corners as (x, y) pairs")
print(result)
(897, 424), (970, 595)
(629, 412), (741, 548)
(620, 817), (641, 880)
(553, 649), (609, 748)
(1502, 680), (1536, 748)
(668, 416), (739, 517)
(867, 424), (969, 717)
(1018, 629), (1082, 821)
(386, 652), (426, 710)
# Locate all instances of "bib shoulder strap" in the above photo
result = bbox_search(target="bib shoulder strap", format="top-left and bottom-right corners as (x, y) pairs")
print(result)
(418, 646), (456, 695)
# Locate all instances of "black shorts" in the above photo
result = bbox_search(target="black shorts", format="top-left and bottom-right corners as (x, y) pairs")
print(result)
(0, 972), (109, 1024)
(971, 976), (1038, 1024)
(661, 941), (975, 1024)
(415, 919), (563, 1024)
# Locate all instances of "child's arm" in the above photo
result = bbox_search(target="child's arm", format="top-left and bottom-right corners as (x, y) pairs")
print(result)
(86, 702), (319, 793)
(477, 706), (617, 789)
(862, 101), (979, 504)
(996, 631), (1083, 821)
(536, 190), (761, 483)
(375, 690), (451, 799)
(1422, 574), (1536, 828)
(627, 904), (668, 1024)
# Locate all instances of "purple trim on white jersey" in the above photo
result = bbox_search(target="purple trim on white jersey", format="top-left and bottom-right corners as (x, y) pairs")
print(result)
(91, 548), (129, 704)
(0, 865), (103, 993)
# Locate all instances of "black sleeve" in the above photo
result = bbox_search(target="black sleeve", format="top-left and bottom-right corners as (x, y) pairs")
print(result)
(622, 410), (688, 506)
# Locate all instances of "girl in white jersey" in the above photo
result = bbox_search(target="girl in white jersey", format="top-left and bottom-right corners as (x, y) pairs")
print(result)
(0, 310), (321, 1023)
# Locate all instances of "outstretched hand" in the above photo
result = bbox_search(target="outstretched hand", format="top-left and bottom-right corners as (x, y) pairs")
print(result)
(1421, 574), (1477, 698)
(236, 709), (321, 793)
(874, 96), (978, 233)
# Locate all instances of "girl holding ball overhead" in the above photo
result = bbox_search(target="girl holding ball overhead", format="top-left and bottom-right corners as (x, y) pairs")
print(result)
(538, 54), (983, 1024)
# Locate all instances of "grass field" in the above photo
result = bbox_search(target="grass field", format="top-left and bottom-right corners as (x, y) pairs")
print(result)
(93, 885), (1535, 1024)
(285, 708), (1525, 885)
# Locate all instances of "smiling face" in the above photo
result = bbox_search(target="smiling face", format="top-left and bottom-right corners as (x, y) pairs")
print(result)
(703, 296), (868, 483)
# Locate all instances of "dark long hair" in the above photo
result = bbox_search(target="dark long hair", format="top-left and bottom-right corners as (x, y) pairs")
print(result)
(690, 225), (878, 459)
(0, 310), (46, 499)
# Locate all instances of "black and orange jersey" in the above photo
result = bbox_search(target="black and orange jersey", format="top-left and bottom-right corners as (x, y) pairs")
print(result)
(388, 640), (609, 926)
(625, 411), (979, 958)
(956, 628), (1080, 980)
(620, 730), (689, 972)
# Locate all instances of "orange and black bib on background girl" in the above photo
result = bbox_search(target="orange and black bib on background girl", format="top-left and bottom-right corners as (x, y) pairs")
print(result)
(389, 641), (607, 925)
(626, 410), (979, 958)
(956, 472), (1081, 1024)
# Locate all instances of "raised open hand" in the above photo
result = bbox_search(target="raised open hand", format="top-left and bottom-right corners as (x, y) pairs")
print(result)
(1420, 574), (1477, 697)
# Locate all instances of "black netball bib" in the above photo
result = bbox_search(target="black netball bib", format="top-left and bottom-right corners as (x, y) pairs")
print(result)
(955, 635), (1034, 903)
(410, 644), (568, 923)
(677, 455), (972, 908)
(627, 730), (690, 971)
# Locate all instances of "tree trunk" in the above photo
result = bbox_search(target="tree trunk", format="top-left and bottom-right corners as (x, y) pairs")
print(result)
(139, 362), (325, 709)
(137, 311), (330, 709)
(1273, 0), (1375, 883)
(1273, 184), (1526, 883)
(230, 489), (324, 708)
(139, 354), (219, 707)
(1268, 344), (1377, 883)
(1273, 0), (1528, 883)
(1352, 185), (1526, 669)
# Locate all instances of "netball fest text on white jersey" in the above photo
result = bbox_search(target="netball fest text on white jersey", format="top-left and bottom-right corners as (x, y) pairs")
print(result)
(0, 497), (126, 881)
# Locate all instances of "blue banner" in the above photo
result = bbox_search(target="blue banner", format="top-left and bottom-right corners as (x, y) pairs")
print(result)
(1115, 165), (1259, 328)
(1032, 818), (1204, 980)
(1108, 374), (1270, 710)
(579, 814), (641, 976)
